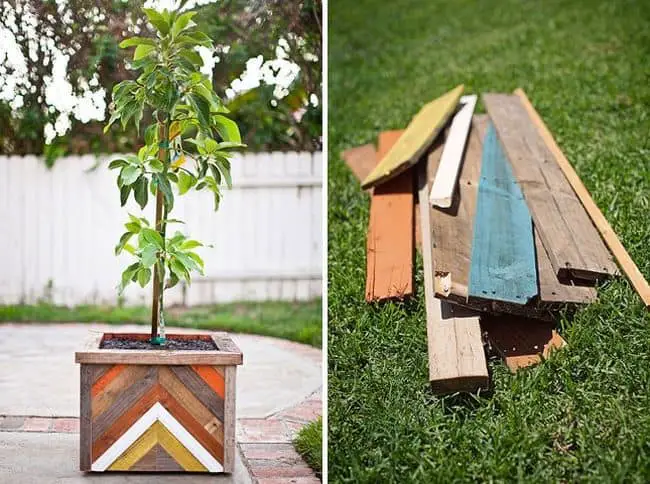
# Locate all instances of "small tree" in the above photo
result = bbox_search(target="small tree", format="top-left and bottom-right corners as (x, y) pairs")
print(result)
(105, 6), (243, 345)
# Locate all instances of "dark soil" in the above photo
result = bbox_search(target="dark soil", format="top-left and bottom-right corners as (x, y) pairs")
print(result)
(100, 337), (217, 351)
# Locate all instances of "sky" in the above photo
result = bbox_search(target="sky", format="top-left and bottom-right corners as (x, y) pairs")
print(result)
(0, 0), (303, 143)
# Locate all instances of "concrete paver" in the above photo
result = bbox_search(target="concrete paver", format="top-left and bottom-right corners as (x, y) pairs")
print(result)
(0, 431), (252, 483)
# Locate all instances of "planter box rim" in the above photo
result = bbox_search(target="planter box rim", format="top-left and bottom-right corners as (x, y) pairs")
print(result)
(75, 331), (243, 366)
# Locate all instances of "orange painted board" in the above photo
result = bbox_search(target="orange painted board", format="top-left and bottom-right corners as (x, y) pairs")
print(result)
(192, 366), (225, 399)
(341, 143), (377, 187)
(365, 129), (414, 301)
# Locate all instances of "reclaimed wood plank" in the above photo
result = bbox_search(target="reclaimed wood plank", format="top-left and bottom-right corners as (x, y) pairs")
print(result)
(362, 85), (464, 188)
(92, 365), (153, 419)
(193, 365), (226, 399)
(365, 130), (413, 301)
(418, 149), (488, 393)
(535, 228), (597, 304)
(515, 88), (649, 308)
(80, 365), (93, 471)
(429, 94), (477, 208)
(483, 93), (617, 282)
(158, 367), (224, 442)
(169, 366), (225, 422)
(469, 122), (538, 304)
(223, 366), (237, 473)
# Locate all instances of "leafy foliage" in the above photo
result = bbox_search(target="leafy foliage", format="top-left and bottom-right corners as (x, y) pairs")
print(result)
(106, 6), (243, 339)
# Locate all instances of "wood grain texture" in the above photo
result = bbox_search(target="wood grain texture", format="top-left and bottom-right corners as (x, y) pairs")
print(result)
(158, 367), (224, 443)
(129, 443), (184, 472)
(481, 314), (566, 372)
(169, 366), (225, 421)
(80, 365), (93, 471)
(80, 349), (235, 472)
(483, 93), (617, 282)
(469, 122), (538, 304)
(193, 365), (225, 399)
(365, 129), (414, 301)
(341, 143), (377, 187)
(418, 150), (488, 394)
(514, 88), (650, 309)
(362, 85), (464, 188)
(223, 366), (237, 473)
(429, 95), (477, 208)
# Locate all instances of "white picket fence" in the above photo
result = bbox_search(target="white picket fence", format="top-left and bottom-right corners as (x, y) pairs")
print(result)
(0, 152), (322, 306)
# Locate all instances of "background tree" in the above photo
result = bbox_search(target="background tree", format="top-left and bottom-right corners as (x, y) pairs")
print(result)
(0, 0), (321, 164)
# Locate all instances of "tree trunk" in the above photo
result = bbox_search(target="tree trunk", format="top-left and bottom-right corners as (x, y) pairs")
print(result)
(150, 122), (167, 342)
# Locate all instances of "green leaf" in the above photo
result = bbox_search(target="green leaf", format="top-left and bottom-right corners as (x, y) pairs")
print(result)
(215, 158), (232, 189)
(140, 244), (158, 268)
(186, 251), (205, 271)
(175, 251), (201, 273)
(119, 37), (156, 48)
(115, 232), (133, 255)
(134, 44), (155, 61)
(108, 159), (127, 170)
(144, 124), (158, 145)
(169, 258), (190, 282)
(181, 240), (202, 250)
(171, 11), (196, 37)
(213, 115), (241, 143)
(134, 176), (149, 209)
(125, 222), (141, 233)
(137, 267), (152, 288)
(155, 174), (174, 211)
(178, 171), (196, 195)
(204, 138), (218, 153)
(119, 262), (140, 293)
(120, 165), (140, 186)
(143, 8), (170, 35)
(179, 49), (203, 67)
(149, 159), (164, 172)
(141, 228), (164, 248)
(120, 185), (131, 206)
(165, 273), (180, 289)
(188, 93), (211, 130)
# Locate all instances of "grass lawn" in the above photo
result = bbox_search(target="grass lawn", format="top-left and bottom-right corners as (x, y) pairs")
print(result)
(295, 417), (323, 477)
(328, 0), (650, 481)
(0, 300), (322, 347)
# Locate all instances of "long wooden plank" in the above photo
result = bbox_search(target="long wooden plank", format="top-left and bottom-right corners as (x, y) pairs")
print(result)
(429, 95), (477, 208)
(365, 130), (413, 301)
(169, 366), (224, 421)
(483, 93), (617, 282)
(80, 365), (93, 471)
(418, 148), (488, 393)
(223, 366), (237, 473)
(362, 85), (464, 189)
(468, 122), (538, 304)
(515, 88), (650, 309)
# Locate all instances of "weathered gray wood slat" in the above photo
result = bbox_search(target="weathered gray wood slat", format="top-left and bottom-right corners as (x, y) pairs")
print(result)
(169, 366), (225, 422)
(80, 365), (93, 471)
(483, 93), (617, 282)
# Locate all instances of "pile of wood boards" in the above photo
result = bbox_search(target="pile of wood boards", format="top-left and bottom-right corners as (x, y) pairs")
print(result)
(343, 85), (650, 393)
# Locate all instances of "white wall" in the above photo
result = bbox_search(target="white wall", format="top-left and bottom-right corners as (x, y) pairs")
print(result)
(0, 152), (322, 306)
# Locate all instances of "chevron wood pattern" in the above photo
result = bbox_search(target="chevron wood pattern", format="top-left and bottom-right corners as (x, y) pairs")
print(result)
(81, 363), (229, 472)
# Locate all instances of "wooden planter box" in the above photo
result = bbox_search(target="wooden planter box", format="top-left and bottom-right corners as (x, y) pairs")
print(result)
(75, 332), (243, 473)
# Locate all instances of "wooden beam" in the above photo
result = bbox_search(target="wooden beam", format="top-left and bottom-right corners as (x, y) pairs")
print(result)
(515, 88), (650, 309)
(468, 122), (538, 304)
(418, 148), (488, 393)
(365, 130), (414, 301)
(484, 93), (617, 283)
(429, 94), (477, 208)
(361, 85), (464, 189)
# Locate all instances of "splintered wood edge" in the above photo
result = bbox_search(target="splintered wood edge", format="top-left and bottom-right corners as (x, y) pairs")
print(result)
(75, 332), (243, 365)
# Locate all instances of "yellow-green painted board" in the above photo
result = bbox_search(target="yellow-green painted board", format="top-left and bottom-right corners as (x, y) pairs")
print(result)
(361, 85), (464, 189)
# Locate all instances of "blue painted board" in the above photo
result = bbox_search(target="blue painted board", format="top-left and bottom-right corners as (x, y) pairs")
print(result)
(469, 123), (538, 304)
